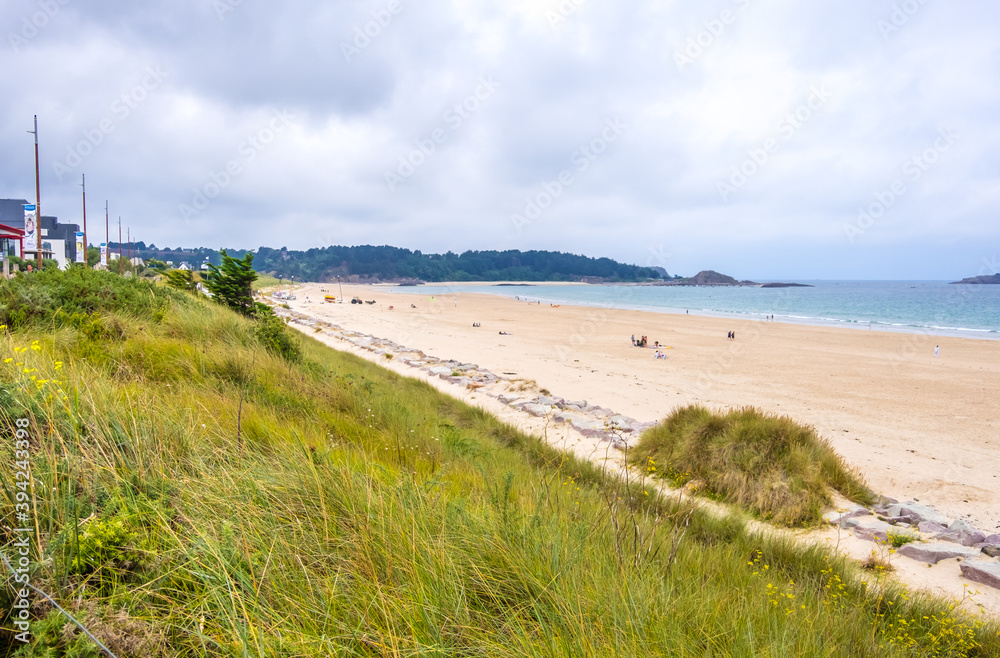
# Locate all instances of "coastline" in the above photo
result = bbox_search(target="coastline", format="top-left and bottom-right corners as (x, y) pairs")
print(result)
(283, 281), (1000, 536)
(367, 280), (1000, 342)
(277, 283), (1000, 615)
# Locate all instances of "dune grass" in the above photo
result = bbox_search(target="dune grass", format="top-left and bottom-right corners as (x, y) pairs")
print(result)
(251, 273), (281, 291)
(0, 271), (997, 655)
(633, 405), (875, 526)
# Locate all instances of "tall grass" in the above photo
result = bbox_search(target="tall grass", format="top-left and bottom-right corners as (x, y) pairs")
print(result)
(633, 405), (875, 526)
(0, 276), (996, 656)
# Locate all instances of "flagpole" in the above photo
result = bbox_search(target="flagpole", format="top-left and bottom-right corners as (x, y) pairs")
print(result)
(28, 115), (41, 268)
(81, 174), (88, 267)
(118, 217), (122, 275)
(105, 201), (109, 270)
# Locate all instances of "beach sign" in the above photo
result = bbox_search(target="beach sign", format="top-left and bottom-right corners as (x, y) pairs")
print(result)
(100, 243), (107, 266)
(75, 232), (85, 263)
(23, 204), (38, 251)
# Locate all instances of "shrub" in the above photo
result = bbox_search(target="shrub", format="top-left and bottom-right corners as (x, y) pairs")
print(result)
(0, 266), (179, 329)
(254, 313), (301, 363)
(633, 405), (874, 526)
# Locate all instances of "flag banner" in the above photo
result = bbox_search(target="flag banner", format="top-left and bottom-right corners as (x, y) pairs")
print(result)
(75, 232), (85, 263)
(23, 205), (38, 252)
(100, 243), (108, 267)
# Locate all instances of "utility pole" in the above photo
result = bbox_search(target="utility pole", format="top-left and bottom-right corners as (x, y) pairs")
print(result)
(118, 216), (122, 275)
(105, 201), (109, 269)
(127, 227), (131, 269)
(27, 115), (41, 268)
(81, 174), (88, 267)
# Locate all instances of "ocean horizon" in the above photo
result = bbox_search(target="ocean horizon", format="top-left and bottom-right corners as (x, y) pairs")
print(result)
(385, 280), (1000, 341)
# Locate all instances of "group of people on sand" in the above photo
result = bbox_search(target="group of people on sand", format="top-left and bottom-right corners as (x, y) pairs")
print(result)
(652, 350), (667, 359)
(631, 335), (663, 349)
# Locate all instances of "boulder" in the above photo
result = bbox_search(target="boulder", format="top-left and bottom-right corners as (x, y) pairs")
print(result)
(842, 516), (869, 529)
(570, 418), (615, 439)
(823, 506), (870, 526)
(886, 502), (950, 527)
(896, 542), (981, 565)
(521, 404), (551, 418)
(428, 366), (452, 376)
(553, 411), (588, 425)
(960, 561), (1000, 591)
(498, 395), (522, 405)
(852, 520), (895, 543)
(535, 396), (563, 408)
(981, 546), (1000, 558)
(983, 534), (1000, 545)
(563, 399), (588, 408)
(936, 519), (986, 546)
(917, 521), (948, 534)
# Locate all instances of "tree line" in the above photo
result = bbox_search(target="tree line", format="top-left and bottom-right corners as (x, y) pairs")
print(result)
(133, 243), (671, 283)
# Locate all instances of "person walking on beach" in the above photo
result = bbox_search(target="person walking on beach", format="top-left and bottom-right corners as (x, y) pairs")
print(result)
(934, 345), (940, 358)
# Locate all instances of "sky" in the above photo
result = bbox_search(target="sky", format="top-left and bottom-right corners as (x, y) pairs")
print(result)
(1, 0), (998, 280)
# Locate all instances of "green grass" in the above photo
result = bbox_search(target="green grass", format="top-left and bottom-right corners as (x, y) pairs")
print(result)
(252, 273), (281, 290)
(633, 405), (875, 526)
(0, 271), (997, 656)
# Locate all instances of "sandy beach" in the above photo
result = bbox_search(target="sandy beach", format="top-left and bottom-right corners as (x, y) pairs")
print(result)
(283, 282), (1000, 535)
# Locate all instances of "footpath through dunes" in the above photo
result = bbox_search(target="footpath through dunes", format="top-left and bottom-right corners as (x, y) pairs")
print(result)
(278, 282), (1000, 617)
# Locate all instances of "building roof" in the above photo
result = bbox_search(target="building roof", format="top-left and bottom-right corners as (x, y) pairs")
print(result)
(0, 223), (24, 239)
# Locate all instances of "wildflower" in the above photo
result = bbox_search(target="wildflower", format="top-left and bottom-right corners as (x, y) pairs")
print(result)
(54, 361), (63, 370)
(3, 358), (11, 363)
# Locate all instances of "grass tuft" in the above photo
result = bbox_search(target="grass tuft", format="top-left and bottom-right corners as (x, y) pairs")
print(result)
(634, 405), (875, 526)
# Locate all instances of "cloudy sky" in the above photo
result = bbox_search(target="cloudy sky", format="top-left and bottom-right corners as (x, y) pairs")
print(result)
(1, 0), (998, 279)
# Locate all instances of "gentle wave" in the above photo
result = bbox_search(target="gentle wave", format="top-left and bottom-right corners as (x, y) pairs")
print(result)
(387, 281), (1000, 341)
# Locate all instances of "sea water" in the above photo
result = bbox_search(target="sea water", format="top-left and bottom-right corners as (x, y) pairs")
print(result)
(386, 281), (1000, 340)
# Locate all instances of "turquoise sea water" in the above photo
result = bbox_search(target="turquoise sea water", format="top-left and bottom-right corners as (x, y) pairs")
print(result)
(385, 281), (1000, 340)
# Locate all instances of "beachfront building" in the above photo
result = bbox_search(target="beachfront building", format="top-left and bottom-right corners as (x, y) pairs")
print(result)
(0, 198), (82, 268)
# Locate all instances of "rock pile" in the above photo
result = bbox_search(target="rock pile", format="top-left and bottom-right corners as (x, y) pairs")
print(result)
(276, 308), (656, 447)
(825, 498), (1000, 590)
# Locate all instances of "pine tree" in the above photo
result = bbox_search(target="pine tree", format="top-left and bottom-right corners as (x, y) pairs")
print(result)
(203, 250), (258, 316)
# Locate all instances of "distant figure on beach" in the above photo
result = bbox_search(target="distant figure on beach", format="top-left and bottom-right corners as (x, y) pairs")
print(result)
(631, 334), (635, 346)
(727, 331), (732, 340)
(499, 331), (511, 335)
(934, 345), (940, 358)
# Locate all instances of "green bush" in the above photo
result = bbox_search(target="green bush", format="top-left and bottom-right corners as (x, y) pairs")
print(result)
(0, 266), (180, 329)
(253, 313), (301, 363)
(633, 405), (874, 526)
